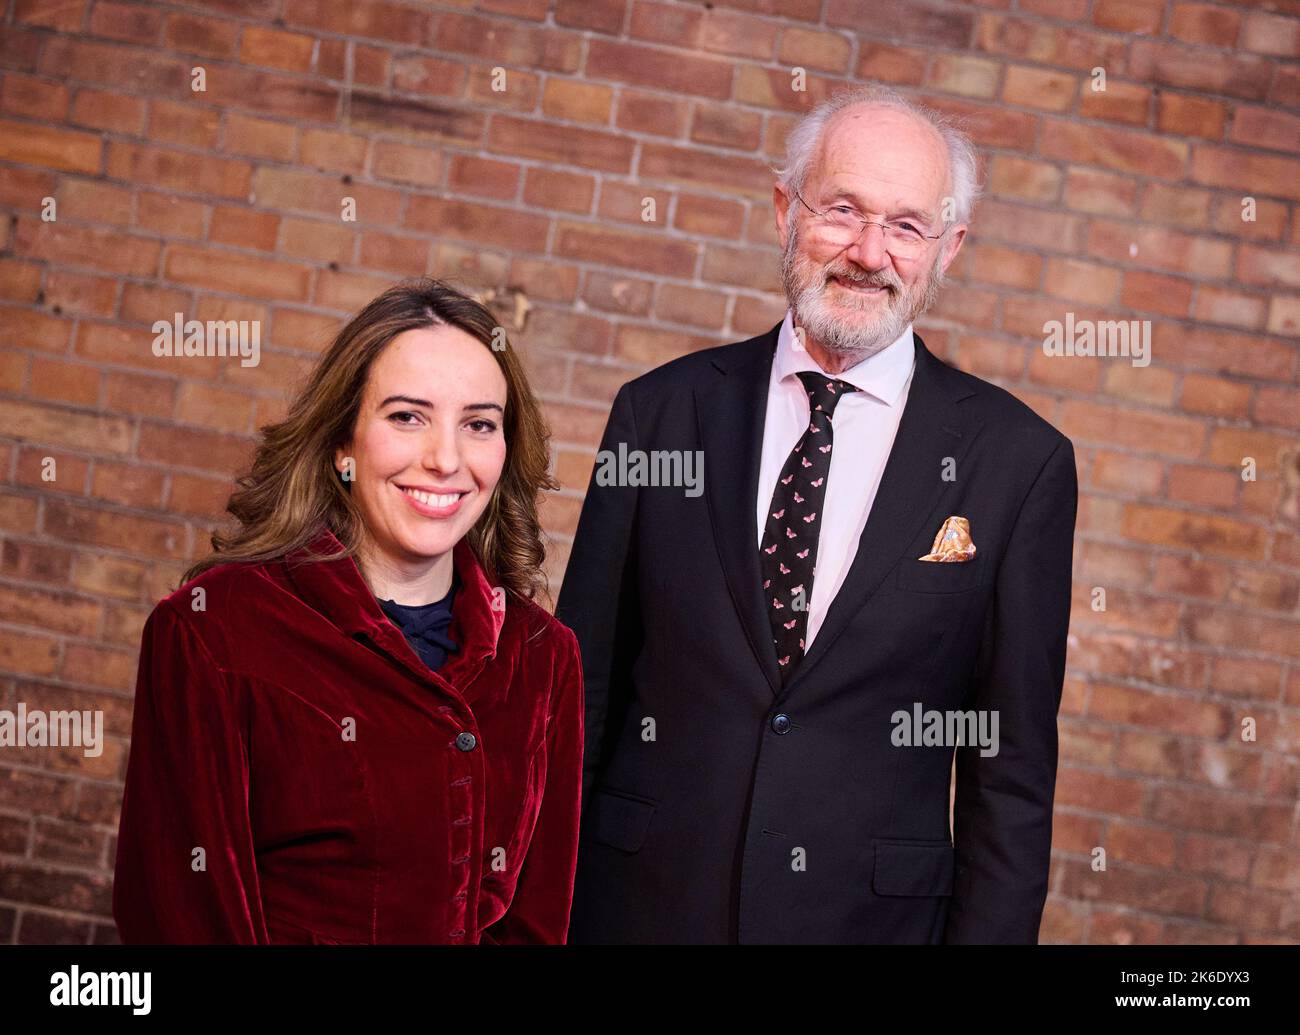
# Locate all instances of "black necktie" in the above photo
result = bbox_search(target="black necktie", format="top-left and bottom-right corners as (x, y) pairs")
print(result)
(760, 371), (860, 686)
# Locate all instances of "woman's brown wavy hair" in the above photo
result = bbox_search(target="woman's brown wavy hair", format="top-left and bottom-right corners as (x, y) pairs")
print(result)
(180, 277), (559, 604)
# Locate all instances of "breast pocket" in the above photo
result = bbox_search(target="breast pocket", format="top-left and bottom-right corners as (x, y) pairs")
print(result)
(895, 555), (986, 594)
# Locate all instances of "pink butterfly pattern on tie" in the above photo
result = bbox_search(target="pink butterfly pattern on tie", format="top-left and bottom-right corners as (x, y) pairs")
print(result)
(758, 372), (860, 686)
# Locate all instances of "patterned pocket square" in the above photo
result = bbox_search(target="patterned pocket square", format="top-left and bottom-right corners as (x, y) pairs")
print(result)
(918, 515), (976, 562)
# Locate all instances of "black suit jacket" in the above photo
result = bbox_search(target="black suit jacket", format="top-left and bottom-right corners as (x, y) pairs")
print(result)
(555, 324), (1077, 944)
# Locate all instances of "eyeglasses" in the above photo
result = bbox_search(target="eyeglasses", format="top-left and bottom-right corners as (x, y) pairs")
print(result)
(791, 187), (945, 259)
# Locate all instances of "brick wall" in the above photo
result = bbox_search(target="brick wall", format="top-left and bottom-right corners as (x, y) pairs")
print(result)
(0, 0), (1297, 944)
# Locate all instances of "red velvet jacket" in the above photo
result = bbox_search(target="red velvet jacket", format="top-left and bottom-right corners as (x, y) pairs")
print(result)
(112, 526), (584, 944)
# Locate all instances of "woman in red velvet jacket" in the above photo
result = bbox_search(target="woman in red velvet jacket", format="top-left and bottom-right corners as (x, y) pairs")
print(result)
(113, 279), (583, 944)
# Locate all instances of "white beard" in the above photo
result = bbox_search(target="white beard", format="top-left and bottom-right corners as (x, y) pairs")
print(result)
(781, 222), (944, 361)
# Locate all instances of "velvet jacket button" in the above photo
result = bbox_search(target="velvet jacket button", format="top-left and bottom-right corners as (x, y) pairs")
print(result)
(771, 713), (791, 734)
(455, 731), (477, 751)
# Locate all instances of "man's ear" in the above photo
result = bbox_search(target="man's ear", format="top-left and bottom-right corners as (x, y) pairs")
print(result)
(773, 182), (792, 250)
(938, 224), (967, 276)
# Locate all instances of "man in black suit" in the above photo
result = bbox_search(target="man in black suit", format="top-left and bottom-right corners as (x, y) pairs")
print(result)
(555, 84), (1077, 944)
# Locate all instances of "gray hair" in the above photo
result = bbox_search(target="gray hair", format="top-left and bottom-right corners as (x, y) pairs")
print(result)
(774, 83), (982, 226)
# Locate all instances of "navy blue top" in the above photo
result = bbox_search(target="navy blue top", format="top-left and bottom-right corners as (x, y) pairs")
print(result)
(378, 574), (459, 673)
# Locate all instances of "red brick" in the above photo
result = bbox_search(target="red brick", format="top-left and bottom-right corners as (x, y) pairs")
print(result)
(106, 142), (250, 199)
(147, 99), (220, 149)
(1123, 504), (1265, 560)
(210, 206), (280, 251)
(616, 90), (689, 137)
(1128, 40), (1272, 101)
(674, 193), (745, 238)
(582, 270), (653, 316)
(465, 66), (540, 113)
(1169, 3), (1242, 46)
(283, 0), (431, 44)
(541, 79), (614, 124)
(1192, 145), (1300, 201)
(405, 197), (550, 254)
(69, 87), (145, 134)
(434, 12), (581, 73)
(1086, 219), (1233, 278)
(164, 12), (238, 58)
(734, 64), (839, 113)
(1120, 271), (1193, 317)
(351, 44), (389, 87)
(1230, 107), (1300, 155)
(0, 118), (101, 174)
(507, 258), (579, 304)
(1237, 245), (1300, 289)
(278, 217), (353, 262)
(830, 0), (970, 47)
(1001, 65), (1076, 111)
(355, 230), (427, 275)
(1041, 119), (1186, 179)
(977, 14), (1127, 71)
(1093, 0), (1163, 33)
(489, 115), (634, 173)
(1193, 287), (1267, 330)
(988, 155), (1061, 203)
(690, 102), (761, 150)
(224, 113), (296, 161)
(15, 219), (159, 277)
(136, 191), (208, 239)
(57, 178), (133, 225)
(596, 183), (669, 227)
(1241, 12), (1300, 58)
(298, 129), (367, 174)
(1078, 81), (1151, 127)
(779, 27), (852, 74)
(240, 26), (315, 72)
(587, 40), (732, 99)
(1180, 374), (1252, 419)
(16, 0), (86, 31)
(449, 155), (521, 201)
(204, 68), (340, 124)
(655, 283), (726, 329)
(164, 245), (311, 300)
(856, 42), (927, 86)
(392, 54), (464, 97)
(1157, 94), (1228, 140)
(252, 167), (403, 223)
(927, 54), (1000, 100)
(555, 222), (698, 277)
(699, 9), (778, 60)
(1140, 183), (1212, 230)
(555, 0), (624, 33)
(640, 142), (773, 199)
(1, 73), (69, 121)
(371, 141), (444, 188)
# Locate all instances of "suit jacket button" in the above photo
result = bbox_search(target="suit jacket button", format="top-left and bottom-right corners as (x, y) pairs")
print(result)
(771, 713), (791, 734)
(455, 731), (477, 751)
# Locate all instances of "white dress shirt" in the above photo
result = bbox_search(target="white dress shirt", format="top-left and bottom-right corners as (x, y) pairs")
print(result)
(755, 310), (917, 647)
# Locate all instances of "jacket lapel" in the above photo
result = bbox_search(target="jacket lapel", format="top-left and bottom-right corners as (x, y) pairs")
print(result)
(783, 331), (982, 696)
(280, 527), (503, 703)
(697, 326), (984, 700)
(696, 326), (783, 695)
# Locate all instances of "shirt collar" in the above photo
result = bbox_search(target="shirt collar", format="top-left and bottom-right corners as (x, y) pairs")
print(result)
(279, 525), (505, 666)
(774, 310), (915, 407)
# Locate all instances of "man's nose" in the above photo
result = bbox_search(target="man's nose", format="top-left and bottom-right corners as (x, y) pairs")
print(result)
(844, 220), (890, 271)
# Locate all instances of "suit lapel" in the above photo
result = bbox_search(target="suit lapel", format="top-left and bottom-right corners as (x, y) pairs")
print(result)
(783, 331), (982, 696)
(697, 326), (984, 700)
(696, 326), (783, 695)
